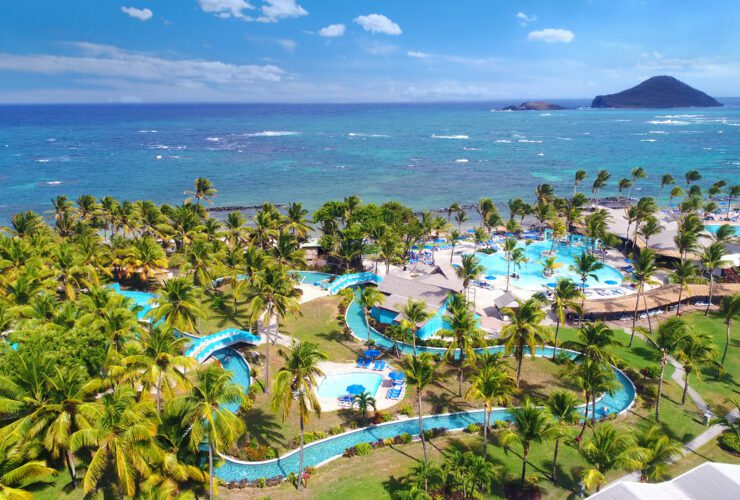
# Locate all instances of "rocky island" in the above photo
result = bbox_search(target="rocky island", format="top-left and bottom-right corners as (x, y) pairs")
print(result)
(591, 75), (722, 108)
(500, 101), (568, 111)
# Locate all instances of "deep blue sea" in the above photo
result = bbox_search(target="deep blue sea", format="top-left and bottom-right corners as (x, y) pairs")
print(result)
(1, 100), (739, 221)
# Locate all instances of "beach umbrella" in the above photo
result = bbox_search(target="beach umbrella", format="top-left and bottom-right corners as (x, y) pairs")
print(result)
(364, 349), (381, 359)
(389, 371), (405, 382)
(546, 282), (557, 288)
(581, 283), (590, 289)
(485, 275), (497, 280)
(346, 384), (366, 395)
(605, 280), (619, 285)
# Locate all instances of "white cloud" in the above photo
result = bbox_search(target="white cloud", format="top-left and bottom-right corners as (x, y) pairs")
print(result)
(277, 39), (297, 51)
(0, 43), (284, 86)
(353, 14), (402, 35)
(407, 51), (430, 59)
(527, 29), (575, 43)
(257, 0), (307, 23)
(121, 6), (153, 21)
(318, 23), (345, 37)
(198, 0), (254, 20)
(515, 12), (537, 25)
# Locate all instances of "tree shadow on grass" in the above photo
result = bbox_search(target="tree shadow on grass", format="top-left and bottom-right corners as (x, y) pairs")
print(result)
(242, 408), (287, 448)
(425, 391), (471, 414)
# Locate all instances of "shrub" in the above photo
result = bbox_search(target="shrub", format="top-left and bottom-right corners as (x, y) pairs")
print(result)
(399, 433), (413, 444)
(643, 385), (658, 402)
(239, 397), (254, 414)
(383, 438), (394, 446)
(257, 478), (266, 488)
(355, 443), (373, 456)
(329, 425), (344, 435)
(641, 366), (661, 379)
(526, 473), (540, 486)
(623, 367), (641, 383)
(423, 427), (447, 440)
(493, 420), (510, 430)
(466, 423), (481, 433)
(554, 351), (571, 365)
(231, 444), (278, 462)
(399, 405), (414, 417)
(719, 432), (740, 454)
(343, 446), (357, 458)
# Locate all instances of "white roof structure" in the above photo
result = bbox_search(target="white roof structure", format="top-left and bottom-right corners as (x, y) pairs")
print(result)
(587, 462), (740, 500)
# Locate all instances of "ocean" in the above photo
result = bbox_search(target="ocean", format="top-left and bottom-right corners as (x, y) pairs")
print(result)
(1, 100), (739, 221)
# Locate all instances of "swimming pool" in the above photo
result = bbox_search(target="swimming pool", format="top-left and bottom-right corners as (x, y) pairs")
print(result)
(289, 270), (335, 286)
(474, 238), (624, 291)
(317, 372), (383, 398)
(109, 283), (157, 319)
(210, 347), (251, 413)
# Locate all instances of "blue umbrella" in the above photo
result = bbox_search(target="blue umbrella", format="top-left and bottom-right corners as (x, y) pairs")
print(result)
(546, 282), (558, 288)
(389, 371), (405, 382)
(485, 275), (497, 280)
(605, 280), (618, 285)
(346, 384), (366, 395)
(625, 259), (633, 263)
(364, 349), (381, 359)
(581, 283), (590, 289)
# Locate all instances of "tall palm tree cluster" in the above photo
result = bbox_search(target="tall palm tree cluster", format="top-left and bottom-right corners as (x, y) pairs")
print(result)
(0, 178), (319, 498)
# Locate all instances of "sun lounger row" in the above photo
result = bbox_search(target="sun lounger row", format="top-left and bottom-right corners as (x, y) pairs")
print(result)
(355, 357), (386, 370)
(386, 386), (404, 400)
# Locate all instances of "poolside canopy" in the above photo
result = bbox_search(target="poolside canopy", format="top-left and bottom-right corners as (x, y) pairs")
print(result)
(389, 371), (405, 382)
(364, 349), (381, 359)
(346, 384), (366, 395)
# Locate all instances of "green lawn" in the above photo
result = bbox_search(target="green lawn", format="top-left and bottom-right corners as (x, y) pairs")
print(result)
(666, 435), (740, 479)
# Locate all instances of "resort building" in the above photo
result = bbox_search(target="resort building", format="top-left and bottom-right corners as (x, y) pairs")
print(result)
(371, 264), (464, 339)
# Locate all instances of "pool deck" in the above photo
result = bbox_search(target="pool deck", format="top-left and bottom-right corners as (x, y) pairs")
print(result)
(297, 282), (330, 304)
(315, 361), (405, 412)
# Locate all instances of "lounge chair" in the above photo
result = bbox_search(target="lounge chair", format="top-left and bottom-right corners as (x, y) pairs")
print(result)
(374, 360), (386, 371)
(387, 388), (402, 400)
(356, 357), (366, 368)
(361, 358), (372, 369)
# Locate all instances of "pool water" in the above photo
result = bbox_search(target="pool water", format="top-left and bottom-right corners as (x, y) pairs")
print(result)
(705, 224), (736, 235)
(317, 372), (383, 398)
(109, 284), (157, 319)
(474, 238), (624, 291)
(210, 347), (251, 413)
(290, 271), (335, 286)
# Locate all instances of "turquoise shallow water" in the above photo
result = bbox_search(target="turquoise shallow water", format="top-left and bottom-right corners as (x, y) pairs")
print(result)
(2, 102), (739, 221)
(317, 372), (383, 399)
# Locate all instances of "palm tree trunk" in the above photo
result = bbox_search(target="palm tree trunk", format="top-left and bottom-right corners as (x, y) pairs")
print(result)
(458, 352), (465, 397)
(676, 286), (684, 316)
(482, 405), (489, 459)
(579, 290), (586, 327)
(551, 437), (560, 481)
(552, 317), (561, 361)
(506, 257), (511, 292)
(264, 306), (272, 394)
(579, 394), (590, 438)
(591, 397), (597, 426)
(208, 443), (214, 500)
(66, 450), (77, 487)
(630, 285), (641, 347)
(516, 352), (523, 388)
(412, 328), (417, 356)
(418, 390), (427, 462)
(681, 369), (690, 406)
(364, 308), (371, 342)
(722, 321), (731, 365)
(450, 243), (455, 264)
(298, 415), (305, 491)
(705, 274), (714, 316)
(643, 289), (653, 333)
(656, 355), (666, 422)
(520, 447), (529, 488)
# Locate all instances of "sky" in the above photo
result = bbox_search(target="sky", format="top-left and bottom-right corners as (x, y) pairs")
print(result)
(0, 0), (738, 103)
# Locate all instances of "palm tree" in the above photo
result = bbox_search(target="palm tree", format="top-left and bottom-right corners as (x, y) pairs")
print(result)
(638, 216), (663, 248)
(0, 442), (55, 500)
(617, 178), (632, 202)
(701, 243), (729, 316)
(282, 202), (312, 240)
(629, 248), (658, 344)
(499, 297), (550, 387)
(271, 340), (326, 491)
(570, 358), (619, 429)
(401, 354), (438, 466)
(502, 237), (518, 292)
(634, 425), (683, 482)
(563, 321), (619, 364)
(658, 173), (675, 200)
(627, 166), (647, 199)
(401, 299), (430, 355)
(670, 260), (702, 316)
(574, 169), (588, 196)
(122, 326), (196, 412)
(175, 365), (244, 500)
(569, 252), (604, 325)
(356, 286), (385, 342)
(454, 210), (469, 231)
(726, 184), (740, 221)
(455, 253), (483, 293)
(69, 385), (158, 498)
(466, 366), (516, 459)
(244, 264), (302, 392)
(549, 278), (583, 360)
(449, 229), (461, 264)
(639, 317), (690, 422)
(442, 293), (482, 396)
(501, 398), (555, 488)
(546, 390), (580, 482)
(684, 169), (701, 191)
(675, 329), (718, 406)
(127, 235), (168, 291)
(184, 177), (217, 205)
(149, 277), (206, 334)
(720, 294), (740, 366)
(579, 423), (643, 492)
(352, 391), (377, 424)
(591, 169), (611, 206)
(668, 186), (684, 208)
